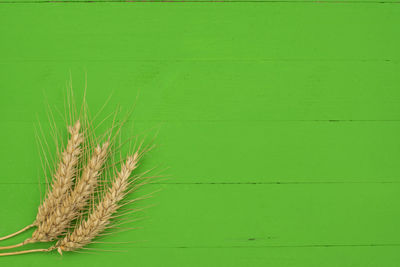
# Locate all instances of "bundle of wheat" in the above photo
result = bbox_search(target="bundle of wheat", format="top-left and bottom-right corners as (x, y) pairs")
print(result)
(0, 90), (155, 257)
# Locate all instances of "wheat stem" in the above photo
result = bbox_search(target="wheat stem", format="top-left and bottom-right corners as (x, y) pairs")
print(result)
(0, 242), (24, 251)
(0, 224), (35, 242)
(0, 237), (35, 251)
(0, 248), (54, 257)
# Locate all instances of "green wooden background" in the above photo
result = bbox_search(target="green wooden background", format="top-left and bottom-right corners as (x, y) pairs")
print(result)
(1, 2), (400, 267)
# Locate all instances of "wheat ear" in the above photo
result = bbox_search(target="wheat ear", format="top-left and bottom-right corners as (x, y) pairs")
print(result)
(0, 141), (109, 251)
(35, 120), (83, 225)
(0, 121), (83, 242)
(29, 141), (110, 243)
(0, 153), (139, 256)
(56, 153), (139, 253)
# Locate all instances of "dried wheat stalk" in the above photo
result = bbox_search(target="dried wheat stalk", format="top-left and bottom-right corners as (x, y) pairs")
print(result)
(30, 141), (110, 243)
(0, 141), (109, 250)
(0, 152), (141, 256)
(35, 120), (84, 226)
(0, 88), (154, 257)
(56, 153), (139, 253)
(0, 120), (83, 243)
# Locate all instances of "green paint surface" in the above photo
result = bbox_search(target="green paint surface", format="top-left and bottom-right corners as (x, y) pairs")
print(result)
(0, 3), (400, 266)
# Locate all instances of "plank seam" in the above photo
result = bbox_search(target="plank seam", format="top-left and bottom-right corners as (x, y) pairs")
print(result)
(1, 181), (400, 185)
(0, 0), (399, 3)
(111, 244), (400, 248)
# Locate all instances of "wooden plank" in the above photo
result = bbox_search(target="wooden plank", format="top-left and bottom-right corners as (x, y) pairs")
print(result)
(0, 4), (399, 61)
(1, 247), (400, 267)
(1, 61), (400, 122)
(0, 247), (399, 267)
(1, 183), (399, 247)
(2, 120), (400, 184)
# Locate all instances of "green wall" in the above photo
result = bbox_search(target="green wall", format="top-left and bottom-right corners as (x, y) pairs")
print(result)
(0, 2), (400, 266)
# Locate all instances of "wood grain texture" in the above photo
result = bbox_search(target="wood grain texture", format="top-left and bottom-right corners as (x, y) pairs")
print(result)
(1, 183), (400, 247)
(2, 120), (400, 183)
(0, 2), (399, 267)
(1, 61), (400, 122)
(0, 4), (399, 61)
